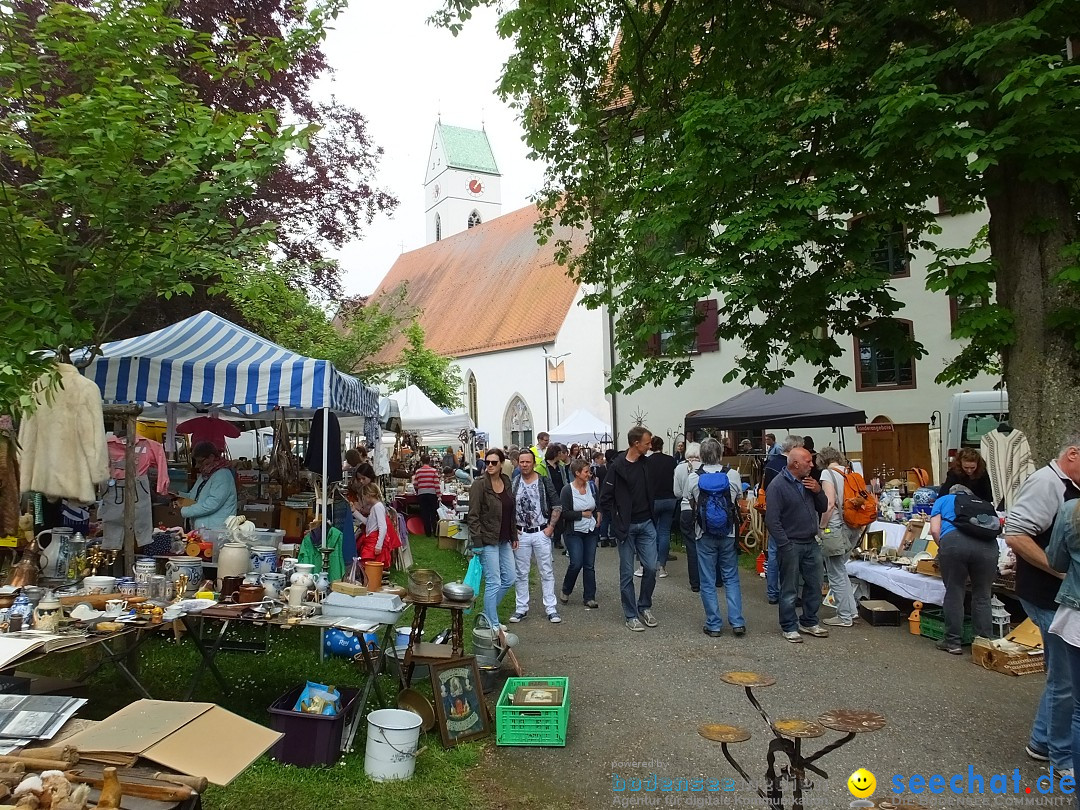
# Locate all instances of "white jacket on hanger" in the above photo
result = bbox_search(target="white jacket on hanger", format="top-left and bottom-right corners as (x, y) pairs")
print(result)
(18, 363), (109, 504)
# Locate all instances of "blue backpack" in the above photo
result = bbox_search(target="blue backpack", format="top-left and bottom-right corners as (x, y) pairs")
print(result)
(694, 465), (734, 536)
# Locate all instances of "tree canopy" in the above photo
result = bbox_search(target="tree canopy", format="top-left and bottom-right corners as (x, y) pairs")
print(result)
(436, 0), (1080, 461)
(0, 0), (322, 415)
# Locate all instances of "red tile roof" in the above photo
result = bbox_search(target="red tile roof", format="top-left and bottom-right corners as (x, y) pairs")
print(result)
(368, 203), (588, 362)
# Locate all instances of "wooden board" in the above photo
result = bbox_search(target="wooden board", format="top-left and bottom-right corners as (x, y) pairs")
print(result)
(60, 594), (148, 609)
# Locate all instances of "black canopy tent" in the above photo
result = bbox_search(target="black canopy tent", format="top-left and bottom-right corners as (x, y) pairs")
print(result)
(684, 385), (867, 439)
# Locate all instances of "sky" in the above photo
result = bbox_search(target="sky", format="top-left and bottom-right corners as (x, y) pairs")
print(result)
(316, 2), (548, 297)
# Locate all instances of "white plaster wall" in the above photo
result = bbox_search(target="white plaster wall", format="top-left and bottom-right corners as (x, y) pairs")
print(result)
(614, 209), (1000, 450)
(451, 289), (610, 448)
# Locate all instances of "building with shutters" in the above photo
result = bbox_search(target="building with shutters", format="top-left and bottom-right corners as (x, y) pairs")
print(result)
(608, 202), (1000, 455)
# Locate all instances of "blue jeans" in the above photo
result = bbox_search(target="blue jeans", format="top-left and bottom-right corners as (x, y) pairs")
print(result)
(479, 542), (516, 628)
(778, 541), (823, 632)
(766, 535), (780, 602)
(1021, 599), (1073, 770)
(680, 510), (699, 589)
(1063, 639), (1080, 787)
(562, 529), (598, 602)
(653, 498), (677, 566)
(618, 521), (657, 619)
(599, 509), (612, 540)
(697, 532), (745, 631)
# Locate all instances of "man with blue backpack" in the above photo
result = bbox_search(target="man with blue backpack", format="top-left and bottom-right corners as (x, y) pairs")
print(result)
(687, 437), (745, 637)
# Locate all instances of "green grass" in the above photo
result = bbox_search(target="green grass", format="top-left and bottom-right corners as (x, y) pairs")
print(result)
(21, 534), (515, 810)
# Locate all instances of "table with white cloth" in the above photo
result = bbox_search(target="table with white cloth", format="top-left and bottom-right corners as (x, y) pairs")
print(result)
(846, 531), (1009, 607)
(845, 560), (946, 605)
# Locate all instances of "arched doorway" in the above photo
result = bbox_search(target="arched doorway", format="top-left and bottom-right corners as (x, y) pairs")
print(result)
(504, 395), (533, 448)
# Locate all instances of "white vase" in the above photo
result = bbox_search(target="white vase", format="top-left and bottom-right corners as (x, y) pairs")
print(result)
(216, 540), (250, 588)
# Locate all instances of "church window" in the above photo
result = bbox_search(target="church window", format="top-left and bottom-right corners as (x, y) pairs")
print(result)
(466, 373), (478, 426)
(504, 395), (533, 448)
(435, 214), (442, 241)
(468, 210), (482, 229)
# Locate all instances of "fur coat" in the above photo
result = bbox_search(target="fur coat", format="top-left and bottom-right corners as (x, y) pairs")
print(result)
(19, 363), (109, 504)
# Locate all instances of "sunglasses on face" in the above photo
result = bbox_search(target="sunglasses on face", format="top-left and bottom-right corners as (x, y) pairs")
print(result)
(486, 460), (501, 466)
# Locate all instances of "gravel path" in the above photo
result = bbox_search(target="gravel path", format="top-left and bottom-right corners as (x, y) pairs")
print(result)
(489, 544), (1049, 809)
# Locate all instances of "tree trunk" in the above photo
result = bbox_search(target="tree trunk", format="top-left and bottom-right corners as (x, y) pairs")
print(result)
(988, 167), (1080, 465)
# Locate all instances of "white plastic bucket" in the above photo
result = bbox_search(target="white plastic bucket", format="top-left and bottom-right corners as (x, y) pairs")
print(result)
(365, 708), (422, 781)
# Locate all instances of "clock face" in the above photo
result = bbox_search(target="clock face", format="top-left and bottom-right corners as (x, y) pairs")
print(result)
(432, 183), (441, 201)
(467, 178), (484, 195)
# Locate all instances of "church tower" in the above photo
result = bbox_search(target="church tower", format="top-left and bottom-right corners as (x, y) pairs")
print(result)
(424, 122), (502, 244)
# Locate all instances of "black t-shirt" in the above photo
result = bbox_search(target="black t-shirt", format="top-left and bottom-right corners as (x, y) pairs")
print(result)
(647, 453), (677, 501)
(625, 457), (652, 523)
(497, 487), (515, 542)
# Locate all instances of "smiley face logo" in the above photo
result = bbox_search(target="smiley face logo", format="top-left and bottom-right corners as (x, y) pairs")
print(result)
(847, 768), (876, 798)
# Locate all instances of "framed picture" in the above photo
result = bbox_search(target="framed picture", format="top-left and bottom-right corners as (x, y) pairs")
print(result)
(512, 685), (564, 707)
(429, 657), (490, 747)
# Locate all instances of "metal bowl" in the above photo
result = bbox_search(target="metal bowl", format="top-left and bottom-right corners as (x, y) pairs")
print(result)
(442, 581), (474, 602)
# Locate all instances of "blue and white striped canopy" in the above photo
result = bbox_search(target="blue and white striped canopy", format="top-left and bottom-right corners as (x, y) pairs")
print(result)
(82, 311), (378, 416)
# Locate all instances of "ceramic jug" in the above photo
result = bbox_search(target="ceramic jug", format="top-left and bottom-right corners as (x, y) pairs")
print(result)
(32, 591), (62, 632)
(314, 570), (330, 600)
(260, 572), (285, 600)
(132, 557), (156, 584)
(216, 540), (249, 587)
(165, 557), (202, 594)
(249, 546), (278, 575)
(35, 527), (74, 580)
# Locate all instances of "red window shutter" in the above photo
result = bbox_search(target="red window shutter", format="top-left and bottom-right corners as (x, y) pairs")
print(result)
(696, 299), (719, 353)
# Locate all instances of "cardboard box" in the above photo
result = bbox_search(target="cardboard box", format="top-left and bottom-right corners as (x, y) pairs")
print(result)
(437, 518), (460, 537)
(915, 559), (940, 577)
(152, 501), (184, 528)
(62, 699), (281, 785)
(244, 502), (276, 530)
(972, 637), (1045, 676)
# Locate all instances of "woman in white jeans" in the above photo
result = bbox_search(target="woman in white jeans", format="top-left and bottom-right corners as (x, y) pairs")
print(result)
(816, 446), (861, 627)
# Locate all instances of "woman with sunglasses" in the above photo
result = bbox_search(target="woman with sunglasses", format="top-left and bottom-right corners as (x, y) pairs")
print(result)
(467, 448), (518, 628)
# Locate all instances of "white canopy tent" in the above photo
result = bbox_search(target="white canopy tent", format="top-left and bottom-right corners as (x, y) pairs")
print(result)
(376, 385), (473, 447)
(549, 409), (613, 445)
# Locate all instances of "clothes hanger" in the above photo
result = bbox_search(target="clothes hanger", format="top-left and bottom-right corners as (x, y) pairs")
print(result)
(996, 419), (1013, 435)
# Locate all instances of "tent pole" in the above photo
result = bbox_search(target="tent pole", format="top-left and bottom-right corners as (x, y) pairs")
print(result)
(321, 406), (329, 550)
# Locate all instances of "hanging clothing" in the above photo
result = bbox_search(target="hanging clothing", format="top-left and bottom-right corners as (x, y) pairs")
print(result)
(298, 526), (346, 582)
(0, 417), (20, 537)
(981, 428), (1036, 511)
(303, 409), (342, 482)
(106, 436), (170, 495)
(176, 415), (241, 454)
(98, 475), (155, 549)
(19, 363), (108, 504)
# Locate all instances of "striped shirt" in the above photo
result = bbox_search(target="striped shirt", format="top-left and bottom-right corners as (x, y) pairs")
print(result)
(412, 465), (441, 495)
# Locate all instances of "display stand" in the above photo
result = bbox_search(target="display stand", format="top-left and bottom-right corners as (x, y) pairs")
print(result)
(400, 597), (471, 688)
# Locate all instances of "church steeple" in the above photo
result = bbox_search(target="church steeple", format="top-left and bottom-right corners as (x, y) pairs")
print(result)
(424, 122), (502, 244)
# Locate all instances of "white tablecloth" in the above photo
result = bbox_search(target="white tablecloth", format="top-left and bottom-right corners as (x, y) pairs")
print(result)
(845, 560), (946, 605)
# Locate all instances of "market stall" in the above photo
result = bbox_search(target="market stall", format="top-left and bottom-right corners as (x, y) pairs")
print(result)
(548, 409), (612, 446)
(80, 310), (380, 555)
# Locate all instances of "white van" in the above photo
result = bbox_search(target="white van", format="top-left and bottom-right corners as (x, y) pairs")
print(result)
(943, 390), (1009, 466)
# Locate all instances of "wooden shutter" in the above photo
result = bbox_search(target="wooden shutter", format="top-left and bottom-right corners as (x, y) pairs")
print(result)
(696, 299), (719, 353)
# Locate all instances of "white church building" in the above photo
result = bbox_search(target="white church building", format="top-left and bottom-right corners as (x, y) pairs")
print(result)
(370, 123), (610, 449)
(371, 121), (996, 455)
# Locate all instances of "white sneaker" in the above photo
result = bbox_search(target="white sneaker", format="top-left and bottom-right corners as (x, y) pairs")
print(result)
(634, 567), (643, 577)
(657, 568), (669, 579)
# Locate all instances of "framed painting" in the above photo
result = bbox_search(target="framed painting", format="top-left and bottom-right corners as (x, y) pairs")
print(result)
(429, 656), (490, 747)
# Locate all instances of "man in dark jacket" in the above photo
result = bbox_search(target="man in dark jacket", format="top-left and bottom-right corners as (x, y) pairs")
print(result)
(648, 436), (679, 577)
(591, 451), (612, 546)
(766, 446), (829, 643)
(600, 426), (658, 632)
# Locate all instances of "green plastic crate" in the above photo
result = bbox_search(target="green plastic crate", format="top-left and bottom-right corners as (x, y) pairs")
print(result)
(495, 676), (569, 747)
(919, 607), (975, 644)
